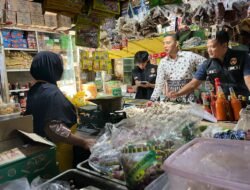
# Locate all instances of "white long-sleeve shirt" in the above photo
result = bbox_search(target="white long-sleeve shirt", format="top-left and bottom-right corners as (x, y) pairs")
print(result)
(150, 51), (206, 102)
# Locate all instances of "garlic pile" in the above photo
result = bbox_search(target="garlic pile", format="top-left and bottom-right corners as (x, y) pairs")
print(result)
(124, 102), (190, 122)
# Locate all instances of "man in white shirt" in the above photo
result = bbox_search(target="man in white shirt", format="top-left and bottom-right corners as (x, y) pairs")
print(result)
(150, 33), (207, 103)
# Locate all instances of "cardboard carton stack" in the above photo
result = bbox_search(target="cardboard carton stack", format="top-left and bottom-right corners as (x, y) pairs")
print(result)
(44, 11), (58, 29)
(57, 14), (71, 31)
(30, 2), (45, 27)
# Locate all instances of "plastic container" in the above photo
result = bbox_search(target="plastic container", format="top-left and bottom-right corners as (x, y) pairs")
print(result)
(163, 138), (250, 190)
(36, 169), (127, 190)
(145, 173), (168, 190)
(77, 160), (126, 186)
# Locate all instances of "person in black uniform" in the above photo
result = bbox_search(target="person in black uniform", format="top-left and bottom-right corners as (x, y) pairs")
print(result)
(132, 51), (158, 99)
(169, 30), (250, 98)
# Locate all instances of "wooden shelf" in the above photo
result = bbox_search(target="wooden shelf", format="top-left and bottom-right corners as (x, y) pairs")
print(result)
(4, 48), (38, 51)
(7, 69), (30, 72)
(9, 89), (29, 93)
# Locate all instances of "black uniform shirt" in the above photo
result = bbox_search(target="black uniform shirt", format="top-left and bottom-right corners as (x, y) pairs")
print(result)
(132, 63), (157, 99)
(195, 49), (250, 96)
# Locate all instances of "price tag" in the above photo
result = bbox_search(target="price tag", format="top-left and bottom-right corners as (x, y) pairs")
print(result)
(54, 39), (59, 43)
(44, 37), (49, 40)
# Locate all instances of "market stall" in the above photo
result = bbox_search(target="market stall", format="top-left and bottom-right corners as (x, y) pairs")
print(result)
(0, 0), (250, 190)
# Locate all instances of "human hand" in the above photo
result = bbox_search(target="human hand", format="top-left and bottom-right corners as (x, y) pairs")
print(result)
(83, 138), (96, 149)
(167, 91), (179, 99)
(146, 83), (154, 88)
(146, 101), (153, 107)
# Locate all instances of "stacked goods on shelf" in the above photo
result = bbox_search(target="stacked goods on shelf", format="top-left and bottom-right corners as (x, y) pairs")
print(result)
(80, 50), (111, 72)
(2, 29), (11, 47)
(37, 33), (61, 51)
(27, 32), (37, 49)
(2, 0), (69, 30)
(44, 12), (58, 29)
(2, 30), (30, 49)
(16, 12), (31, 26)
(80, 50), (93, 71)
(5, 51), (32, 69)
(57, 14), (72, 31)
(3, 10), (16, 25)
(30, 1), (45, 27)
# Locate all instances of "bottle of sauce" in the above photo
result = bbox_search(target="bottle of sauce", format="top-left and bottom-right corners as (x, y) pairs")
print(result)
(210, 91), (216, 117)
(214, 78), (221, 94)
(227, 96), (234, 121)
(202, 93), (212, 114)
(229, 87), (242, 121)
(215, 86), (228, 121)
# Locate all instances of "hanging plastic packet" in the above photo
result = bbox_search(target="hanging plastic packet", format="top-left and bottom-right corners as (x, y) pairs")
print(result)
(100, 60), (107, 71)
(87, 60), (93, 71)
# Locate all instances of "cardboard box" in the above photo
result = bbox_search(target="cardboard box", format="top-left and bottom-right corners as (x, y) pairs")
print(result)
(29, 2), (42, 14)
(44, 12), (57, 29)
(17, 12), (31, 26)
(5, 0), (17, 11)
(0, 116), (58, 184)
(0, 0), (5, 10)
(57, 14), (71, 31)
(3, 9), (16, 25)
(31, 14), (44, 27)
(0, 116), (33, 149)
(17, 0), (29, 13)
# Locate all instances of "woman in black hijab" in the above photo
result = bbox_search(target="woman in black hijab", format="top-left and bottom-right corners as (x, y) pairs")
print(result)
(26, 51), (95, 170)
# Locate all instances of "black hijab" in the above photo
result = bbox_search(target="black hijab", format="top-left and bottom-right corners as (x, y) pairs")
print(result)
(26, 51), (77, 137)
(30, 51), (63, 84)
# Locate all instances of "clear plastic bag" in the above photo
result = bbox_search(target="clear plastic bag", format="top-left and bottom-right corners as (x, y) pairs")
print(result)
(0, 177), (30, 190)
(37, 180), (71, 190)
(235, 106), (250, 131)
(89, 105), (203, 185)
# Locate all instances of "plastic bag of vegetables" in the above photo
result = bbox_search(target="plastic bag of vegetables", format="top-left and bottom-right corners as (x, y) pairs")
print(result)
(120, 140), (175, 190)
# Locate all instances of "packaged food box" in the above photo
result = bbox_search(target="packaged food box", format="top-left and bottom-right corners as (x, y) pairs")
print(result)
(2, 30), (11, 38)
(0, 127), (58, 183)
(17, 0), (29, 13)
(3, 10), (16, 25)
(10, 30), (24, 39)
(3, 39), (11, 48)
(44, 12), (57, 29)
(16, 12), (31, 26)
(6, 0), (17, 11)
(57, 14), (71, 31)
(29, 2), (42, 14)
(163, 138), (250, 190)
(31, 14), (45, 27)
